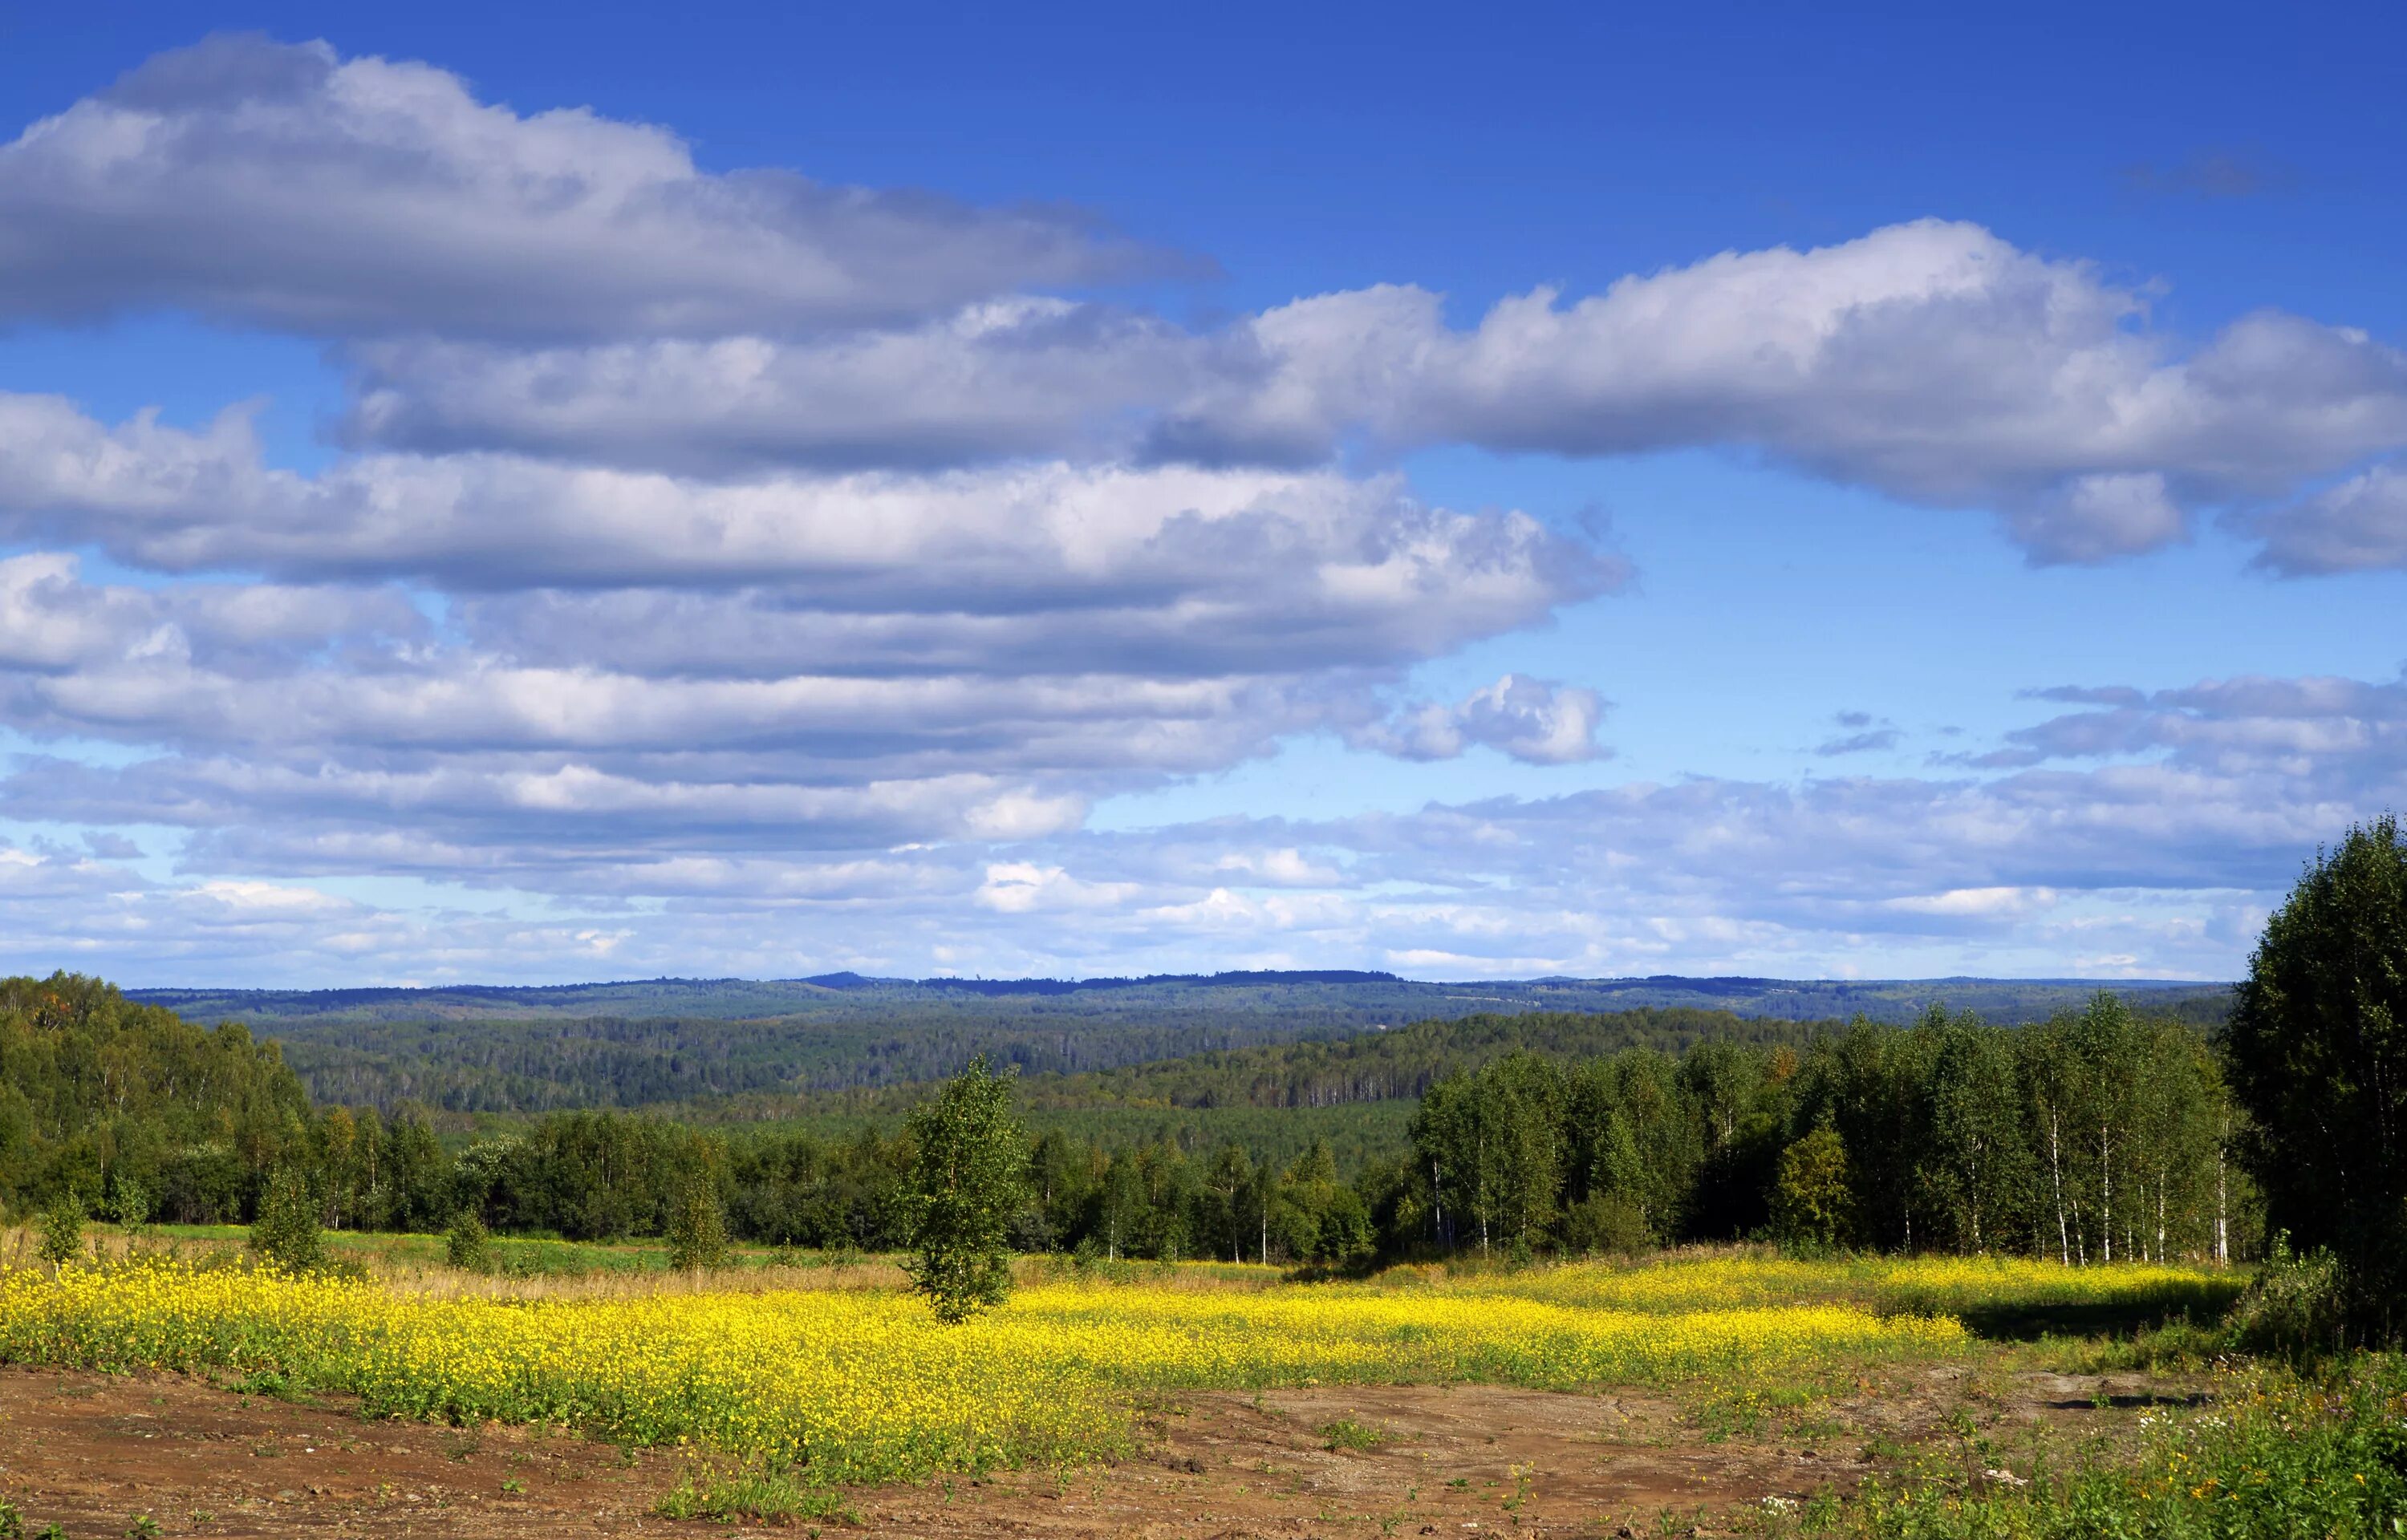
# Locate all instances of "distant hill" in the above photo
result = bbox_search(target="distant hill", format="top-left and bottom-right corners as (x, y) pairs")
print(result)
(128, 971), (2234, 1121)
(132, 970), (2230, 1028)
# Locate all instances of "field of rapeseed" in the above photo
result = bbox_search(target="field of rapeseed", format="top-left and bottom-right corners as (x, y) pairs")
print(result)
(1460, 1252), (2245, 1322)
(0, 1252), (2000, 1485)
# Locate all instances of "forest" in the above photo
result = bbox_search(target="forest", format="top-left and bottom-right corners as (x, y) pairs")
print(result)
(128, 971), (2234, 1114)
(2, 971), (2247, 1270)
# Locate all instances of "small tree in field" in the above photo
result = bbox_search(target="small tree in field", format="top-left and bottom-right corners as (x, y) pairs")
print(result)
(1772, 1126), (1853, 1253)
(445, 1210), (493, 1275)
(37, 1194), (84, 1266)
(666, 1182), (728, 1275)
(903, 1056), (1029, 1323)
(250, 1166), (326, 1274)
(108, 1179), (152, 1234)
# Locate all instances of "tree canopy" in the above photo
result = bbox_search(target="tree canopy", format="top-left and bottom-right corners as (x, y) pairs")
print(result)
(2226, 814), (2407, 1333)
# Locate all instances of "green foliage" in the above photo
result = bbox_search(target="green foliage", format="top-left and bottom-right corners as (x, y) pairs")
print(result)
(0, 1497), (18, 1540)
(250, 1166), (326, 1274)
(35, 1193), (83, 1266)
(1412, 1051), (1569, 1255)
(0, 971), (315, 1222)
(1821, 1356), (2407, 1538)
(1558, 1190), (1653, 1256)
(2227, 813), (2407, 1337)
(666, 1182), (729, 1274)
(1317, 1417), (1383, 1451)
(108, 1178), (150, 1232)
(1772, 1126), (1853, 1250)
(902, 1056), (1028, 1322)
(2224, 1235), (2348, 1361)
(652, 1462), (851, 1525)
(0, 965), (2255, 1274)
(444, 1211), (492, 1274)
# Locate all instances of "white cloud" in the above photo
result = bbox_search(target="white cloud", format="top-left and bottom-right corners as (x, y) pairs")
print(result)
(974, 861), (1141, 914)
(342, 300), (1221, 471)
(1164, 222), (2407, 563)
(2242, 461), (2407, 573)
(0, 35), (1154, 338)
(1353, 674), (1609, 764)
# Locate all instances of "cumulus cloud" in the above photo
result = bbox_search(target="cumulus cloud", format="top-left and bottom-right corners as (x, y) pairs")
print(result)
(329, 220), (2407, 568)
(1147, 223), (2407, 564)
(0, 35), (1159, 339)
(0, 395), (1616, 614)
(1354, 674), (1609, 764)
(341, 301), (1225, 472)
(0, 436), (1618, 871)
(0, 675), (2369, 982)
(1981, 671), (2407, 778)
(2242, 461), (2407, 573)
(8, 38), (2403, 572)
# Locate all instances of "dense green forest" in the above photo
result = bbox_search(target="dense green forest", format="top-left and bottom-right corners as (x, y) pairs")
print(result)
(128, 972), (2234, 1115)
(5, 972), (2249, 1271)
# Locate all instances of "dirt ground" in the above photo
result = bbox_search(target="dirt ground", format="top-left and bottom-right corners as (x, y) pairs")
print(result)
(0, 1364), (2186, 1538)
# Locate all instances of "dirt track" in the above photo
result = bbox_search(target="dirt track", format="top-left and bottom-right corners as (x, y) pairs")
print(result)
(0, 1364), (2181, 1537)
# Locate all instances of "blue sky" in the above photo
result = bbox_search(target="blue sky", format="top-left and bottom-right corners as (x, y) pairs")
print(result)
(0, 2), (2400, 985)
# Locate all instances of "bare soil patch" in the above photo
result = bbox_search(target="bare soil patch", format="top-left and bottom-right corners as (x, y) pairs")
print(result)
(0, 1367), (668, 1537)
(0, 1364), (2194, 1538)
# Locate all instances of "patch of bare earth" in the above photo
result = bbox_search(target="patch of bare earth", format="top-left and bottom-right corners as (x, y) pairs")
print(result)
(0, 1364), (2200, 1538)
(0, 1367), (669, 1537)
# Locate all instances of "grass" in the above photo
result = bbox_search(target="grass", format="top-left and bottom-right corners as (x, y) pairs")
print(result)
(1318, 1416), (1385, 1451)
(1751, 1355), (2407, 1538)
(654, 1461), (858, 1526)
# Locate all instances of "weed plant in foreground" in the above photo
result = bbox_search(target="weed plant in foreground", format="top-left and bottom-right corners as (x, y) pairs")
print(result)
(0, 1255), (1963, 1486)
(1757, 1356), (2407, 1538)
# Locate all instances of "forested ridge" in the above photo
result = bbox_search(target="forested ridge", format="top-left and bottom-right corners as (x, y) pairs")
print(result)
(132, 972), (2234, 1117)
(777, 1007), (1835, 1119)
(5, 971), (2250, 1274)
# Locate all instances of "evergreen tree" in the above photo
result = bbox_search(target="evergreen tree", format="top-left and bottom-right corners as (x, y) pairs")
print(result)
(901, 1056), (1029, 1323)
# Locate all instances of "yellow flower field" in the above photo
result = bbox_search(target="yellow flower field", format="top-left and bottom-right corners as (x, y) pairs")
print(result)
(0, 1253), (2227, 1488)
(1457, 1253), (2246, 1319)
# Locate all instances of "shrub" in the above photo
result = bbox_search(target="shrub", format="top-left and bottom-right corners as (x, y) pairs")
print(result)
(35, 1194), (83, 1266)
(1771, 1126), (1853, 1250)
(666, 1184), (728, 1275)
(108, 1180), (150, 1233)
(1559, 1191), (1654, 1257)
(2224, 1234), (2347, 1360)
(444, 1211), (492, 1275)
(249, 1167), (326, 1274)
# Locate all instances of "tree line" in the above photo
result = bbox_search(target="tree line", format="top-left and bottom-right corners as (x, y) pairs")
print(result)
(5, 814), (2399, 1336)
(0, 969), (2244, 1272)
(1403, 995), (2243, 1264)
